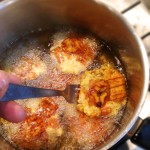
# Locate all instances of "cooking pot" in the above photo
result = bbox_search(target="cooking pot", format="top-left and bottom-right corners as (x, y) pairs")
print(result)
(0, 0), (149, 149)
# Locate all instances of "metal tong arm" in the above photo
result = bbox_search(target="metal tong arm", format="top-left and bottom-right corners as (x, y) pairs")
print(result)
(1, 83), (61, 102)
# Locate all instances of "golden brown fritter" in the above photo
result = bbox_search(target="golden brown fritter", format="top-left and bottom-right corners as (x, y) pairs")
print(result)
(4, 50), (47, 81)
(77, 64), (127, 117)
(13, 56), (46, 81)
(50, 32), (98, 74)
(0, 98), (63, 150)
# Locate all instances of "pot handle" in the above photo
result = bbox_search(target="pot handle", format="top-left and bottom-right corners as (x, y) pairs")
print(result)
(131, 117), (150, 149)
(127, 92), (150, 149)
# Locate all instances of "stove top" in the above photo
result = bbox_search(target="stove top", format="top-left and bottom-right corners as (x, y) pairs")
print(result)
(101, 0), (150, 150)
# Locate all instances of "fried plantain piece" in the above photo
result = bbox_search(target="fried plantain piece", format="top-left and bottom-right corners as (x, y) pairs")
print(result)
(77, 64), (127, 117)
(0, 98), (63, 150)
(50, 32), (98, 74)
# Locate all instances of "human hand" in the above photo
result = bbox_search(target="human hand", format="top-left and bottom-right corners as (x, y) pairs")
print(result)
(0, 71), (26, 123)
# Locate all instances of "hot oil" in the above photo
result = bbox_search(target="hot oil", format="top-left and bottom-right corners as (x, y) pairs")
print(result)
(0, 27), (127, 150)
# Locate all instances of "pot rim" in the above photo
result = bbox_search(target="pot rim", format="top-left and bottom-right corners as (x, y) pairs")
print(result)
(0, 0), (149, 149)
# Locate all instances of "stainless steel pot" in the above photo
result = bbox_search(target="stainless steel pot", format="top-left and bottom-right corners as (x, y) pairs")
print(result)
(0, 0), (149, 149)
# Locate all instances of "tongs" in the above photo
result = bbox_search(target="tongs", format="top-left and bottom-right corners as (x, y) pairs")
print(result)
(1, 84), (80, 103)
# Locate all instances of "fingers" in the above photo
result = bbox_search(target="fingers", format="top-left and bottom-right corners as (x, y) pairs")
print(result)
(0, 101), (26, 123)
(0, 71), (21, 98)
(7, 73), (21, 84)
(0, 71), (9, 98)
(0, 71), (26, 123)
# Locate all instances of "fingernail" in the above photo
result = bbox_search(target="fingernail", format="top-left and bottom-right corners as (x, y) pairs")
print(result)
(0, 79), (7, 90)
(14, 105), (26, 122)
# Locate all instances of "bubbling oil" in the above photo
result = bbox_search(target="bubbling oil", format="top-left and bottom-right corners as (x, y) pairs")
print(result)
(0, 27), (127, 150)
